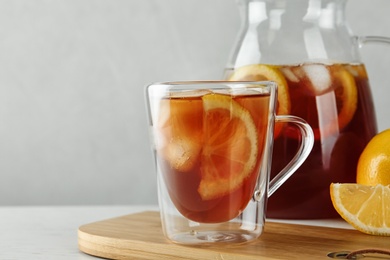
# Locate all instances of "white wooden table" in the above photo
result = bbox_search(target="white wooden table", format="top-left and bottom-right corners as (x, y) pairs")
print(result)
(0, 205), (352, 259)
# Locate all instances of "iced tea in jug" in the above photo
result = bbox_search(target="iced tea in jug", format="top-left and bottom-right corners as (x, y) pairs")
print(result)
(226, 0), (390, 218)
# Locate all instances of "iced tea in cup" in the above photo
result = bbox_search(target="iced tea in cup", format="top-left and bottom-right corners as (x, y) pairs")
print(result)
(146, 81), (314, 245)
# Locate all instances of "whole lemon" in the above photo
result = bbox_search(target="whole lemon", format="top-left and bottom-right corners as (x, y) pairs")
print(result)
(356, 129), (390, 185)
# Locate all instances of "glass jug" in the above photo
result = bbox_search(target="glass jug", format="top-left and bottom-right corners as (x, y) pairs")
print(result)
(225, 0), (390, 219)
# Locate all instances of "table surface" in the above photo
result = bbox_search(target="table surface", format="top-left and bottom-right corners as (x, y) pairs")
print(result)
(1, 205), (353, 259)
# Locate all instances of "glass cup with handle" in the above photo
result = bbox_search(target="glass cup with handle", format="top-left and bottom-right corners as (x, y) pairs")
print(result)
(145, 80), (314, 245)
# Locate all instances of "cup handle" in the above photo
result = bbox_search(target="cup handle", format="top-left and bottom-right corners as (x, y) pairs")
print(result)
(267, 115), (314, 198)
(355, 35), (390, 47)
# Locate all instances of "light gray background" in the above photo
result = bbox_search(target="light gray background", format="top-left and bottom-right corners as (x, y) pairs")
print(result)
(1, 0), (389, 205)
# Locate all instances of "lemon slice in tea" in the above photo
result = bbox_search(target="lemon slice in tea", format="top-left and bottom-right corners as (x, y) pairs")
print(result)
(228, 64), (290, 115)
(228, 64), (289, 137)
(198, 93), (258, 200)
(331, 65), (358, 135)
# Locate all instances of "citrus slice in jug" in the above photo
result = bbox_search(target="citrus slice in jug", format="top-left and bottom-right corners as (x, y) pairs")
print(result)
(288, 63), (358, 139)
(330, 183), (390, 236)
(228, 64), (290, 115)
(228, 64), (290, 137)
(329, 65), (358, 137)
(198, 93), (258, 200)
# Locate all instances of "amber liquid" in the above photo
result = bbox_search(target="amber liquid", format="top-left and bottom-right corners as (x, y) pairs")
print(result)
(237, 63), (377, 219)
(155, 92), (271, 223)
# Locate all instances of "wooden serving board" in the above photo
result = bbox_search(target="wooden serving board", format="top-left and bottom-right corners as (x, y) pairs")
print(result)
(78, 211), (390, 260)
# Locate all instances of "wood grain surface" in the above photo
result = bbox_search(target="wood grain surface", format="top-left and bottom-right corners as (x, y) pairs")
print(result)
(78, 211), (390, 260)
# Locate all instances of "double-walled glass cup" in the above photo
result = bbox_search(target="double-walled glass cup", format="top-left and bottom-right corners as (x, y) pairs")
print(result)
(146, 81), (314, 245)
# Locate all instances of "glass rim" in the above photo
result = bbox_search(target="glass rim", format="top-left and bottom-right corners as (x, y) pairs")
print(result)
(148, 80), (277, 87)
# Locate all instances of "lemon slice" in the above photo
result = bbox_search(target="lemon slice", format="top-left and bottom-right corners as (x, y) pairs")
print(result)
(198, 93), (258, 200)
(228, 64), (289, 138)
(228, 64), (290, 115)
(332, 65), (358, 134)
(330, 183), (390, 236)
(299, 64), (358, 139)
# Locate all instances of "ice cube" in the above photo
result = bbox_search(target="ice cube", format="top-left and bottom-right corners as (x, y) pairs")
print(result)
(303, 64), (331, 95)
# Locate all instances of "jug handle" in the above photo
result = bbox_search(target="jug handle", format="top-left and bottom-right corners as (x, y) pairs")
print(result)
(355, 35), (390, 47)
